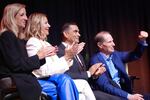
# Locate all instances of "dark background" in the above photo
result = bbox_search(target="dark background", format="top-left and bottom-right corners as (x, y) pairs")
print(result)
(0, 0), (150, 94)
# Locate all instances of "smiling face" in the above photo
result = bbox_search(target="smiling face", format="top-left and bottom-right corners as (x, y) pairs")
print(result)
(40, 16), (50, 39)
(64, 25), (80, 44)
(15, 8), (27, 29)
(97, 32), (115, 55)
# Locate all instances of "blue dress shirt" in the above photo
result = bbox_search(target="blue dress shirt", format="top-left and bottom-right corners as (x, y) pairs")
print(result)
(100, 52), (120, 87)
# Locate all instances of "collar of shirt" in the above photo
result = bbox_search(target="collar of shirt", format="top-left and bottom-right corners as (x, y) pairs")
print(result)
(100, 52), (121, 87)
(139, 40), (148, 46)
(100, 52), (113, 61)
(62, 42), (68, 47)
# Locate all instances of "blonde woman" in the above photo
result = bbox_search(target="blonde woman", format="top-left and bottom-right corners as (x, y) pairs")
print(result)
(25, 13), (80, 100)
(0, 3), (53, 100)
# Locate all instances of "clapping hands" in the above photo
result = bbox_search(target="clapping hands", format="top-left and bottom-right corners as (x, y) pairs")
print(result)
(64, 42), (85, 61)
(37, 45), (58, 59)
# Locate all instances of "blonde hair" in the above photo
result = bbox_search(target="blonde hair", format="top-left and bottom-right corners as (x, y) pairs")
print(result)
(0, 3), (25, 37)
(24, 13), (47, 40)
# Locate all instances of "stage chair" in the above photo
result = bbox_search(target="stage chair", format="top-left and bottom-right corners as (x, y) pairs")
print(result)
(126, 64), (140, 92)
(0, 77), (48, 100)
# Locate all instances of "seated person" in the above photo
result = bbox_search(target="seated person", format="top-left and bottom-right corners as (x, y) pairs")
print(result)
(57, 22), (122, 100)
(90, 31), (148, 100)
(0, 3), (52, 100)
(25, 13), (79, 100)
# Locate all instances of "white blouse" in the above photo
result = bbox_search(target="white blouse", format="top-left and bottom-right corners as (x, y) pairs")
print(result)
(26, 37), (72, 78)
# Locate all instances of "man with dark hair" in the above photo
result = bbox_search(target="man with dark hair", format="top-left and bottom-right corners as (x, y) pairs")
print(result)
(57, 22), (121, 100)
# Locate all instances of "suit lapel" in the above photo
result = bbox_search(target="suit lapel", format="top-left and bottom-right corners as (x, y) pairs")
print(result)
(96, 52), (130, 88)
(96, 53), (112, 78)
(59, 43), (66, 55)
(77, 54), (86, 71)
(112, 54), (128, 76)
(97, 52), (128, 79)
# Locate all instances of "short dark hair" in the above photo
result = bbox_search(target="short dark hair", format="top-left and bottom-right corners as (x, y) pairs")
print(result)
(61, 22), (77, 34)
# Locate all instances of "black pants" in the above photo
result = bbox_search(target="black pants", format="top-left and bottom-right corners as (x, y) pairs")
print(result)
(144, 93), (150, 100)
(93, 90), (122, 100)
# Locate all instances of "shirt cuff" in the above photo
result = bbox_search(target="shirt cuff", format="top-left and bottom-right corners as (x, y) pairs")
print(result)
(127, 93), (132, 99)
(139, 40), (148, 46)
(87, 71), (91, 78)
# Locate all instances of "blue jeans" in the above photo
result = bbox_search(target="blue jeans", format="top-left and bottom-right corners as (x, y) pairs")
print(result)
(38, 74), (79, 100)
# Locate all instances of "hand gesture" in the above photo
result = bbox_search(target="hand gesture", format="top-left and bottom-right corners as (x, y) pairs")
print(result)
(94, 64), (106, 76)
(88, 63), (106, 76)
(37, 45), (57, 59)
(64, 42), (78, 61)
(77, 42), (85, 54)
(128, 93), (144, 100)
(138, 31), (148, 41)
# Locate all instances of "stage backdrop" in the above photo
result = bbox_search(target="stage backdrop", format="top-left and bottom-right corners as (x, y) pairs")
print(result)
(0, 0), (150, 93)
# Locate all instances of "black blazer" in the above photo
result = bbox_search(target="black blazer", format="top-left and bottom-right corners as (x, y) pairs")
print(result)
(0, 31), (42, 100)
(57, 43), (89, 80)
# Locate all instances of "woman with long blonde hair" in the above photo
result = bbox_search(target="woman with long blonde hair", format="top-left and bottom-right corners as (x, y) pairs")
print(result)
(0, 3), (53, 100)
(25, 12), (79, 100)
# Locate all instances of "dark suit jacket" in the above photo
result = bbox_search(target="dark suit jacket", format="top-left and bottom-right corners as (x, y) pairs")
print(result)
(57, 43), (89, 80)
(58, 43), (122, 100)
(0, 31), (43, 100)
(90, 42), (147, 99)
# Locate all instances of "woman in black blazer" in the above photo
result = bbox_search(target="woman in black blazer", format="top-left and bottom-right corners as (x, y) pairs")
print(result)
(0, 3), (53, 100)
